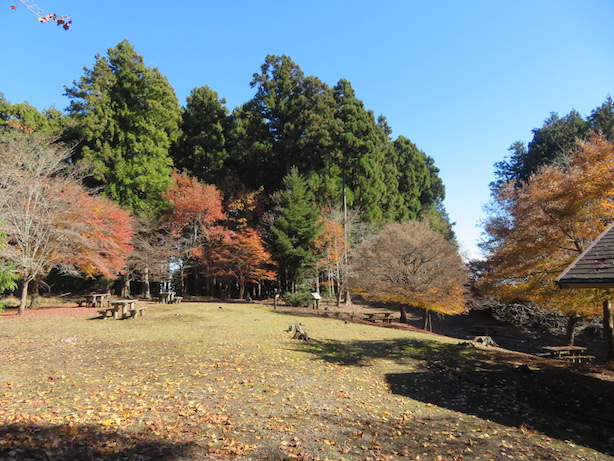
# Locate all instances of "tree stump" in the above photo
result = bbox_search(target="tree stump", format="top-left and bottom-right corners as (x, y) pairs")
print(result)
(285, 323), (309, 341)
(473, 335), (498, 347)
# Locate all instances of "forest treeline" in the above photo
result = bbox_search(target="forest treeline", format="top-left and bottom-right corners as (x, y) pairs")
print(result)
(0, 40), (452, 309)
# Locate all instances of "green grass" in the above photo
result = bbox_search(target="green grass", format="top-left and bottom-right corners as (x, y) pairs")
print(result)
(1, 301), (613, 460)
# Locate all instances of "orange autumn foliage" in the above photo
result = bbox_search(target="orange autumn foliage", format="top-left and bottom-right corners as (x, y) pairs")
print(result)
(480, 134), (614, 318)
(55, 183), (134, 278)
(208, 228), (276, 298)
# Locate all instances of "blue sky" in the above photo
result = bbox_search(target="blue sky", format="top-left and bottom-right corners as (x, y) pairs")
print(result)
(2, 1), (613, 259)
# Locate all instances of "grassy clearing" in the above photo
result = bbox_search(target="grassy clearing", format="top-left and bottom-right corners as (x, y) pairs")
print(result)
(1, 301), (613, 460)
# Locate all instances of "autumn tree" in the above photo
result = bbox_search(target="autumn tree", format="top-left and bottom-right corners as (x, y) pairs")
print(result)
(0, 133), (134, 314)
(314, 212), (346, 301)
(65, 40), (182, 217)
(480, 133), (614, 344)
(164, 171), (226, 295)
(493, 97), (614, 190)
(350, 220), (468, 330)
(208, 228), (276, 300)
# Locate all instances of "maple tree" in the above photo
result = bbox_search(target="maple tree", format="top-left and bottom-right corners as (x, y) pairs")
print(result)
(480, 133), (614, 344)
(0, 133), (134, 314)
(164, 171), (226, 295)
(10, 0), (71, 29)
(350, 220), (468, 329)
(314, 212), (346, 301)
(208, 228), (276, 300)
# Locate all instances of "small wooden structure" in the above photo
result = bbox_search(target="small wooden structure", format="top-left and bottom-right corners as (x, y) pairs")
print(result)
(98, 299), (140, 320)
(556, 222), (614, 361)
(362, 312), (395, 323)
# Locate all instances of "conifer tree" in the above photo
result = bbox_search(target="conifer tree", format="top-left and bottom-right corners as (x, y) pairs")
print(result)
(173, 86), (230, 184)
(268, 168), (321, 292)
(65, 40), (182, 217)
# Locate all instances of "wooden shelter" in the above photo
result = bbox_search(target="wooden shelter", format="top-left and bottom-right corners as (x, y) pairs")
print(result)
(557, 222), (614, 289)
(556, 222), (614, 361)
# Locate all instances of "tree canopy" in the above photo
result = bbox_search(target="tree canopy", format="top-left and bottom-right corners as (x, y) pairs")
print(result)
(65, 40), (182, 218)
(351, 220), (468, 329)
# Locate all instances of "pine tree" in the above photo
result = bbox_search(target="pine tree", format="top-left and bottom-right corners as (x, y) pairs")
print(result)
(268, 168), (321, 292)
(173, 86), (230, 184)
(65, 40), (182, 217)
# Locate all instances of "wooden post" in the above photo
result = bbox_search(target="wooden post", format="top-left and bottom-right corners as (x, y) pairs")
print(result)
(604, 298), (614, 362)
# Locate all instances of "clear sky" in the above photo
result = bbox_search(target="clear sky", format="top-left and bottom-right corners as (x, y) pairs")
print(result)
(2, 1), (613, 259)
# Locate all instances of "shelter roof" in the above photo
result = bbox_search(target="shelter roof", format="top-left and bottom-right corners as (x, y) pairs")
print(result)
(557, 222), (614, 289)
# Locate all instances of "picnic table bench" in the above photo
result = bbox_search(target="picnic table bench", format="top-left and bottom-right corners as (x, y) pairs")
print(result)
(158, 291), (176, 303)
(362, 312), (395, 323)
(128, 306), (148, 318)
(98, 300), (137, 319)
(78, 293), (109, 308)
(539, 346), (594, 363)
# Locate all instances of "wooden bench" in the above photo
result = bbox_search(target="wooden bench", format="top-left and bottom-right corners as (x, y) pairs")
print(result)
(97, 307), (120, 319)
(558, 355), (595, 364)
(128, 307), (148, 318)
(363, 312), (395, 323)
(170, 296), (183, 304)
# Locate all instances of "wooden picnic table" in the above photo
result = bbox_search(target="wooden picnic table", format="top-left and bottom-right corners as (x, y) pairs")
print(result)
(540, 346), (594, 363)
(99, 299), (137, 319)
(363, 312), (395, 323)
(80, 293), (109, 308)
(158, 291), (176, 303)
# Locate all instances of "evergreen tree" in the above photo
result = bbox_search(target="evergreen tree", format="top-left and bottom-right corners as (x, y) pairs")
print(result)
(0, 93), (65, 134)
(268, 168), (321, 292)
(588, 96), (614, 139)
(229, 55), (336, 192)
(65, 40), (182, 217)
(329, 78), (388, 223)
(173, 85), (230, 184)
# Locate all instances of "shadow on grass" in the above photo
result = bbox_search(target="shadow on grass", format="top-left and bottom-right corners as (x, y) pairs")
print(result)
(0, 424), (196, 460)
(294, 337), (614, 456)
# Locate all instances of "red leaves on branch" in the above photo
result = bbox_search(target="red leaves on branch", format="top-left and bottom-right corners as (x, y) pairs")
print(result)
(207, 228), (276, 298)
(165, 172), (225, 238)
(58, 184), (134, 278)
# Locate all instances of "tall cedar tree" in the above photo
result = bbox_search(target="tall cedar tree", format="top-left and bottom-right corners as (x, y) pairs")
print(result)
(268, 168), (322, 293)
(480, 134), (614, 344)
(391, 135), (444, 221)
(173, 86), (230, 184)
(229, 55), (336, 192)
(350, 220), (467, 330)
(65, 40), (182, 217)
(328, 78), (388, 223)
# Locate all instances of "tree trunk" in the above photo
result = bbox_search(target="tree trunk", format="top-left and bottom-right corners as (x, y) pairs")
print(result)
(399, 305), (408, 323)
(142, 266), (151, 300)
(603, 298), (614, 362)
(238, 279), (245, 300)
(422, 308), (432, 331)
(121, 274), (131, 298)
(565, 316), (582, 346)
(19, 279), (30, 315)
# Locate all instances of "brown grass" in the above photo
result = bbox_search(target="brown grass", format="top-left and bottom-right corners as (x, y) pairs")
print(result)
(1, 300), (613, 460)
